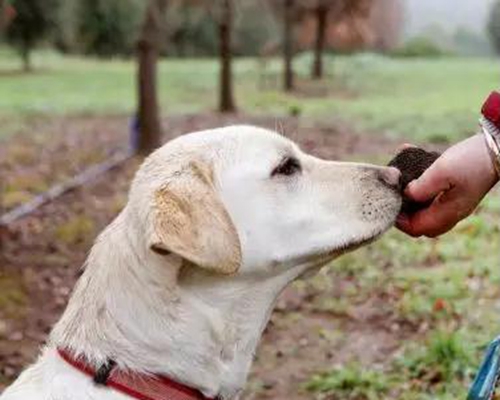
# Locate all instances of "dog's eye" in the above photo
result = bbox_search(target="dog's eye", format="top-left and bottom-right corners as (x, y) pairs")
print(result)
(272, 157), (301, 177)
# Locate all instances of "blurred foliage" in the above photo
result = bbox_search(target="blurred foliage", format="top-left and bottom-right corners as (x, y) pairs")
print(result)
(4, 0), (59, 70)
(452, 27), (493, 57)
(391, 37), (448, 58)
(61, 0), (144, 57)
(166, 5), (218, 57)
(233, 2), (279, 56)
(488, 0), (500, 55)
(51, 1), (279, 58)
(2, 1), (493, 60)
(160, 2), (279, 57)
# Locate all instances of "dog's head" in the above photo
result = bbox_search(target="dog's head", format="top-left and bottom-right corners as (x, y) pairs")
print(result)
(128, 126), (401, 276)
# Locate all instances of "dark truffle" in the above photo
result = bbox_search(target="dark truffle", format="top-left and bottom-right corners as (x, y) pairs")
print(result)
(388, 147), (440, 214)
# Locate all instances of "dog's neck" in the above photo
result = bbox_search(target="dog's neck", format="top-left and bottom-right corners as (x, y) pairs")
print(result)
(50, 211), (307, 400)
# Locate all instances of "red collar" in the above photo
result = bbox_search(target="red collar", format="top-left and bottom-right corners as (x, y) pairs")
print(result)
(57, 348), (215, 400)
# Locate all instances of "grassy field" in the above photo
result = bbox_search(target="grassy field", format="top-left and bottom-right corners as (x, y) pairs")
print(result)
(300, 191), (500, 399)
(0, 48), (499, 143)
(1, 49), (500, 399)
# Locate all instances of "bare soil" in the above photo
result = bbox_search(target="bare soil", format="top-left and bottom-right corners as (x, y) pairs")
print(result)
(0, 114), (403, 398)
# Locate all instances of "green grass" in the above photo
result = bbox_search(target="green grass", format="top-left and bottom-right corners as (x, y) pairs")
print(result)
(297, 54), (500, 143)
(303, 189), (500, 399)
(0, 49), (498, 142)
(0, 49), (220, 118)
(394, 330), (476, 397)
(306, 363), (389, 400)
(305, 330), (477, 400)
(1, 48), (499, 398)
(0, 272), (28, 320)
(55, 215), (96, 245)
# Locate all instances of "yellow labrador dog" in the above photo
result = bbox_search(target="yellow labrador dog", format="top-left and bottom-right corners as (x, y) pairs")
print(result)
(1, 126), (401, 400)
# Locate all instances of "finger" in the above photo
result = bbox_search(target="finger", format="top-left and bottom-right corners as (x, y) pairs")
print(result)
(405, 162), (452, 204)
(399, 198), (463, 238)
(397, 143), (416, 152)
(395, 214), (414, 235)
(396, 213), (427, 237)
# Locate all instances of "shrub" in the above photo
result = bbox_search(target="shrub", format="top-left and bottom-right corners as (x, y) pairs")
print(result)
(391, 37), (448, 58)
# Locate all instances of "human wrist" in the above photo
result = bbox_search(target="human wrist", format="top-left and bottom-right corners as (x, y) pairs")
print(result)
(480, 119), (500, 180)
(480, 92), (500, 183)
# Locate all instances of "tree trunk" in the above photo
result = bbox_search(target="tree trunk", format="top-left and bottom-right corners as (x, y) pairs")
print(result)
(21, 43), (32, 72)
(283, 0), (294, 91)
(312, 5), (328, 79)
(219, 0), (236, 113)
(0, 0), (6, 33)
(136, 0), (168, 155)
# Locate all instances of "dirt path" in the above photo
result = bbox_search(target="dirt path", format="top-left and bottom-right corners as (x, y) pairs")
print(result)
(0, 114), (403, 397)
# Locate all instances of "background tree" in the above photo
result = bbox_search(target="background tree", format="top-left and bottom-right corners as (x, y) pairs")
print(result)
(218, 0), (236, 112)
(305, 0), (373, 79)
(283, 0), (296, 91)
(0, 0), (6, 33)
(165, 1), (277, 58)
(303, 0), (347, 80)
(488, 0), (500, 55)
(368, 0), (403, 52)
(136, 0), (168, 154)
(310, 1), (330, 79)
(174, 0), (237, 112)
(5, 0), (58, 71)
(75, 0), (143, 57)
(271, 0), (375, 90)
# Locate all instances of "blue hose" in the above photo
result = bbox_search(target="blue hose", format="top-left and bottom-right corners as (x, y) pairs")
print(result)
(468, 336), (500, 400)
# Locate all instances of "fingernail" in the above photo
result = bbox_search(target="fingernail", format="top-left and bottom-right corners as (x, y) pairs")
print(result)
(405, 181), (415, 196)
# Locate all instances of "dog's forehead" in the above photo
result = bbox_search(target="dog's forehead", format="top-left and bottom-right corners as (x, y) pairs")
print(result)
(226, 126), (296, 157)
(158, 125), (296, 161)
(135, 126), (298, 188)
(199, 125), (292, 149)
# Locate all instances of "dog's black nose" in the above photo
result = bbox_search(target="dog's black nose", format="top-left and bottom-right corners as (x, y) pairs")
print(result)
(378, 167), (402, 192)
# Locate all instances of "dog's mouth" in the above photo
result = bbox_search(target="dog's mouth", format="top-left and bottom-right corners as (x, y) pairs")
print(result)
(295, 216), (398, 268)
(329, 219), (397, 258)
(336, 233), (379, 255)
(308, 230), (384, 266)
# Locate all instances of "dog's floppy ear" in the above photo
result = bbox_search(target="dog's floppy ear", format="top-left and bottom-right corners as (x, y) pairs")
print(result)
(150, 161), (241, 275)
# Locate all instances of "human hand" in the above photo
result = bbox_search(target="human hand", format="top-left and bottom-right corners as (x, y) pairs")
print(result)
(396, 134), (499, 237)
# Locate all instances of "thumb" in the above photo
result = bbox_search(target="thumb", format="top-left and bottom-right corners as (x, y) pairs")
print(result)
(405, 163), (453, 203)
